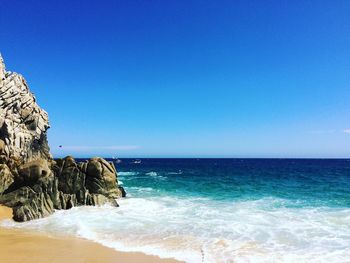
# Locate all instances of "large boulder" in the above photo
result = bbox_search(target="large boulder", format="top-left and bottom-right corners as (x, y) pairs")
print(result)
(0, 175), (57, 221)
(58, 157), (123, 205)
(85, 157), (122, 198)
(54, 156), (86, 194)
(17, 159), (52, 185)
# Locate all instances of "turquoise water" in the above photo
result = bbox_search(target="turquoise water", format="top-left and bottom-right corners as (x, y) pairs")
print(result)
(118, 159), (350, 207)
(2, 159), (350, 262)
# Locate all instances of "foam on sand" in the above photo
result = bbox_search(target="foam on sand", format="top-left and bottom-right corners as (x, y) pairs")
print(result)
(2, 195), (350, 262)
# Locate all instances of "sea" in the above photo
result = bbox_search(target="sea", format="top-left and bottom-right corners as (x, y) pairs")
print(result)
(2, 158), (350, 263)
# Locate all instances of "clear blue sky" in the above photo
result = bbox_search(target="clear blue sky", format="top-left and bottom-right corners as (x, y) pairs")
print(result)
(1, 0), (349, 158)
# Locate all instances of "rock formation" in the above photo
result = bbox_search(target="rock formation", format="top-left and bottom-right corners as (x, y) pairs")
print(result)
(0, 55), (51, 162)
(0, 54), (125, 221)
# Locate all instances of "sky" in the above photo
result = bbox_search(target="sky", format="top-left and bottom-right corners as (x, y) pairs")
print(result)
(1, 0), (350, 158)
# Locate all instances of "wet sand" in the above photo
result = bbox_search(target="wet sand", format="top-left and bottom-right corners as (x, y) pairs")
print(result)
(0, 206), (181, 263)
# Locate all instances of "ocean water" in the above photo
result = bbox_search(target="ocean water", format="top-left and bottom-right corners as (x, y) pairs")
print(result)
(2, 158), (350, 262)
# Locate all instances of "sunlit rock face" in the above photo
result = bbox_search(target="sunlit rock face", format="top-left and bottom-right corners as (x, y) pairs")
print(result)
(0, 54), (125, 221)
(0, 54), (51, 163)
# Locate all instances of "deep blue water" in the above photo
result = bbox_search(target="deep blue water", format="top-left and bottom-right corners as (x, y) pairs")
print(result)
(114, 158), (350, 207)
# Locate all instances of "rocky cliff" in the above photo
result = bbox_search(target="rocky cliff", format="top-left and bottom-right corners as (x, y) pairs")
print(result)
(0, 55), (51, 162)
(0, 54), (125, 221)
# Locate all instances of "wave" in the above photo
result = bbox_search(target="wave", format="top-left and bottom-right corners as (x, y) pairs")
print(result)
(127, 186), (155, 193)
(118, 171), (138, 176)
(2, 196), (350, 262)
(146, 171), (166, 180)
(146, 171), (158, 176)
(167, 170), (183, 175)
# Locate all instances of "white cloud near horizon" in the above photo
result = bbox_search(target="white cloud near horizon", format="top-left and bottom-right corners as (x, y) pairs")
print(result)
(309, 129), (336, 134)
(309, 129), (350, 134)
(55, 145), (139, 151)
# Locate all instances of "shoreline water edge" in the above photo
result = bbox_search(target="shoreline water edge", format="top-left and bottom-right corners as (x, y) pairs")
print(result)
(1, 158), (349, 262)
(0, 205), (181, 263)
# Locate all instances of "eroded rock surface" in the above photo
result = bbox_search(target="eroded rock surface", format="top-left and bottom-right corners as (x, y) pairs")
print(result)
(0, 54), (125, 221)
(0, 55), (51, 162)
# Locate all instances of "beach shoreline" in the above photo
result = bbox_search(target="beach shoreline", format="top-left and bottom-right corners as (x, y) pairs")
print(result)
(0, 205), (181, 263)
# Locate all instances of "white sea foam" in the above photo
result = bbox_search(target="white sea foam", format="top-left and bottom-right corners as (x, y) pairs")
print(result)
(167, 170), (183, 175)
(118, 171), (138, 176)
(146, 171), (166, 180)
(146, 171), (158, 176)
(1, 196), (350, 262)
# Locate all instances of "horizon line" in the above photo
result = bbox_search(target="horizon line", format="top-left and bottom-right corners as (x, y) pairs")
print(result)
(53, 156), (350, 160)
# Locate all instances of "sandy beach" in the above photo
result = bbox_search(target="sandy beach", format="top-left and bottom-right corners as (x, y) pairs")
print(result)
(0, 206), (181, 263)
